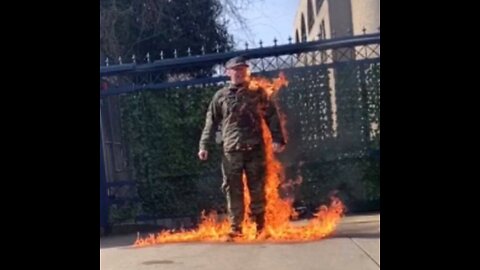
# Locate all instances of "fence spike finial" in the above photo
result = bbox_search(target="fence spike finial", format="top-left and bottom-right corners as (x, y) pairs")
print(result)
(160, 50), (164, 60)
(273, 37), (277, 46)
(187, 47), (191, 56)
(132, 54), (136, 64)
(288, 36), (292, 44)
(245, 42), (249, 50)
(105, 57), (109, 66)
(174, 49), (177, 58)
(201, 46), (205, 55)
(118, 56), (123, 65)
(146, 52), (150, 63)
(362, 26), (367, 35)
(259, 40), (263, 48)
(215, 43), (220, 53)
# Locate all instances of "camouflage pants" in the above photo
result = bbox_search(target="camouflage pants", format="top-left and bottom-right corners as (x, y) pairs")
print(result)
(221, 149), (266, 232)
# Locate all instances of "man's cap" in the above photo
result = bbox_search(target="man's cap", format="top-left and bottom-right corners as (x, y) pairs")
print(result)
(225, 56), (249, 69)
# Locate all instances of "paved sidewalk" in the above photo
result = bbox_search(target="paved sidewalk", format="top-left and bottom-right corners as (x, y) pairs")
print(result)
(100, 213), (380, 270)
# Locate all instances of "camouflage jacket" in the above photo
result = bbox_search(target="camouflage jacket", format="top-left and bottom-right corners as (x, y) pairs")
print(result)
(199, 82), (285, 152)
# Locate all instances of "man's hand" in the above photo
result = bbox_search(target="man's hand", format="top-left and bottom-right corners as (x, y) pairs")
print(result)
(272, 142), (284, 153)
(198, 150), (209, 160)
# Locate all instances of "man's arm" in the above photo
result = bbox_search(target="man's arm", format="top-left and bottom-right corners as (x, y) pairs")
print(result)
(199, 92), (222, 152)
(263, 91), (286, 147)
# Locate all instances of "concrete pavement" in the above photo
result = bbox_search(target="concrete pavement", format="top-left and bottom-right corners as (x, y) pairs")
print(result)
(100, 213), (380, 270)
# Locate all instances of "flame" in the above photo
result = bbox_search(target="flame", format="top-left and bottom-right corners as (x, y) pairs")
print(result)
(247, 72), (289, 144)
(134, 71), (344, 247)
(247, 71), (288, 97)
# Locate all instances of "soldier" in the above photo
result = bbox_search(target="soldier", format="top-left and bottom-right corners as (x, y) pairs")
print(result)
(198, 56), (286, 238)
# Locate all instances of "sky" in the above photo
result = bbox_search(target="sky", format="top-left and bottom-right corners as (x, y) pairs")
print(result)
(225, 0), (300, 49)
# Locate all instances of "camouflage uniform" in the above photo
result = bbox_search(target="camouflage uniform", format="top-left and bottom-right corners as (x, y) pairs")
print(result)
(199, 69), (285, 233)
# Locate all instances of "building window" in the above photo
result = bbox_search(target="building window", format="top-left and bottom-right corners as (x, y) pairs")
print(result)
(321, 20), (326, 39)
(319, 23), (323, 40)
(316, 0), (324, 14)
(318, 20), (326, 40)
(301, 13), (307, 42)
(307, 0), (315, 33)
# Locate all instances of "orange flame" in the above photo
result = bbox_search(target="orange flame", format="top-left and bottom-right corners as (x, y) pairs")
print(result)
(247, 72), (289, 144)
(134, 71), (344, 247)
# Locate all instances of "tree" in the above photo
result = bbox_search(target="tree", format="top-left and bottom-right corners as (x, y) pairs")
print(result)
(100, 0), (233, 62)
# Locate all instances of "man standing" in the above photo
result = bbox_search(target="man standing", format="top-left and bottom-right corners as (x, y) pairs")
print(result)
(198, 56), (286, 238)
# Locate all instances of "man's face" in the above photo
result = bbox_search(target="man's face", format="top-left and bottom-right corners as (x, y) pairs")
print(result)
(227, 65), (249, 85)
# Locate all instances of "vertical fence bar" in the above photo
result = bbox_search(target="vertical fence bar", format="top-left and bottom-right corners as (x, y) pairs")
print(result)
(100, 99), (110, 235)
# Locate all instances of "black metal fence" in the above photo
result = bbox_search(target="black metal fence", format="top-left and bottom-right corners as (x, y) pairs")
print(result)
(100, 32), (380, 230)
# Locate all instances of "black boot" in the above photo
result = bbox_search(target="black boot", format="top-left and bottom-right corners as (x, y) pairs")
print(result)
(226, 226), (242, 241)
(255, 214), (265, 235)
